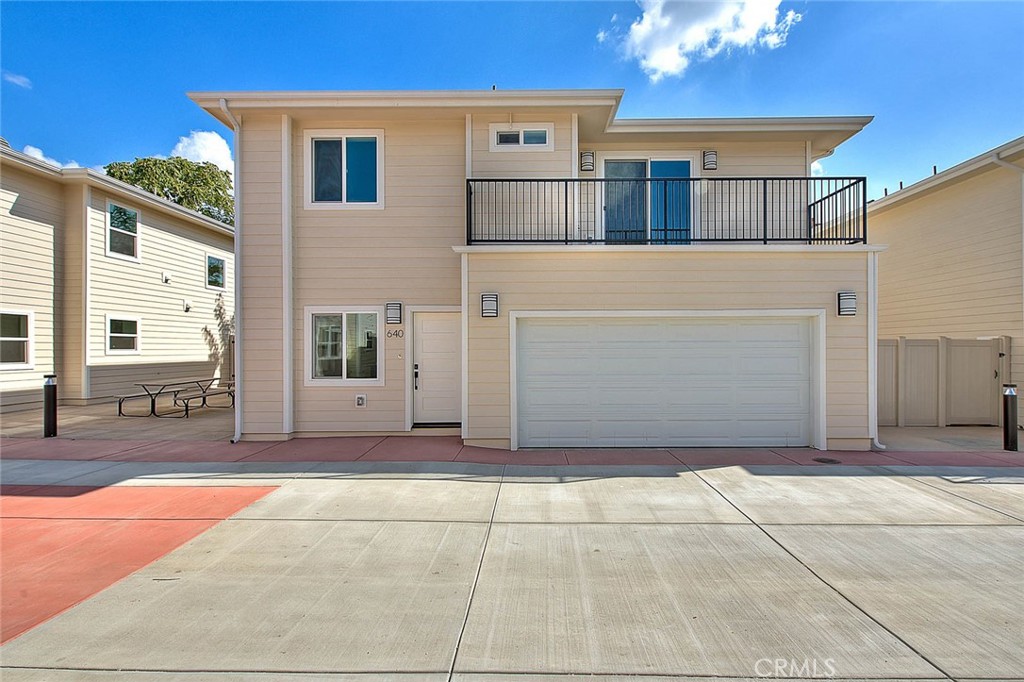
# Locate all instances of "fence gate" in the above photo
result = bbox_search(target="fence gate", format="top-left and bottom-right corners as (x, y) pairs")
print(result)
(877, 336), (1008, 427)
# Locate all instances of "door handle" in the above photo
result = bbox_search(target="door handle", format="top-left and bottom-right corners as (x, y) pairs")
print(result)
(414, 364), (419, 390)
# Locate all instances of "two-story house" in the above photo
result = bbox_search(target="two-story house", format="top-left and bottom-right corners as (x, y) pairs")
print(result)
(0, 142), (235, 413)
(190, 88), (879, 450)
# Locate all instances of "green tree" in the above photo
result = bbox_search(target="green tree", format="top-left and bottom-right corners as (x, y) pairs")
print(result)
(104, 156), (233, 226)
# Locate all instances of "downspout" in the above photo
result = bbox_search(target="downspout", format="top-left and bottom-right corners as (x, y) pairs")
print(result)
(220, 98), (244, 444)
(992, 155), (1024, 405)
(868, 250), (885, 450)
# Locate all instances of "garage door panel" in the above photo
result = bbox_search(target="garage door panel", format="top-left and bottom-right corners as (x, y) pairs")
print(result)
(517, 317), (813, 448)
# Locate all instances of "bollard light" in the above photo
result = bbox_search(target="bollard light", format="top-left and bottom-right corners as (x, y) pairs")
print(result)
(1003, 384), (1018, 452)
(43, 374), (57, 438)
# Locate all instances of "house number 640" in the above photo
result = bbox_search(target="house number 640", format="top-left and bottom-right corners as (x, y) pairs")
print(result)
(386, 329), (404, 339)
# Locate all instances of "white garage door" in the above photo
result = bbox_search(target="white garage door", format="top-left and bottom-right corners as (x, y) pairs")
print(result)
(517, 317), (813, 448)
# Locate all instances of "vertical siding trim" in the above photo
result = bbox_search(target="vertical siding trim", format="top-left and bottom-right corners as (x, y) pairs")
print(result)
(571, 114), (579, 179)
(805, 141), (812, 175)
(281, 114), (294, 434)
(465, 114), (473, 178)
(223, 102), (243, 443)
(82, 185), (92, 398)
(460, 252), (469, 440)
(867, 250), (881, 447)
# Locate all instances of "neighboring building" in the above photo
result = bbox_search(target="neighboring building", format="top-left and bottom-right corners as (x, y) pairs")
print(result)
(0, 144), (235, 413)
(191, 88), (880, 450)
(869, 137), (1024, 428)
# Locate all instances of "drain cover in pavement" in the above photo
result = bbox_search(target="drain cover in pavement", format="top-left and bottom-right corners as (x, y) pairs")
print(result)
(812, 457), (842, 464)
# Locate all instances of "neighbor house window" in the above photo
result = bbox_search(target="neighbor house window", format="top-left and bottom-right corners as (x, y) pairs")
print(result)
(305, 307), (382, 385)
(107, 202), (139, 260)
(206, 254), (226, 289)
(106, 316), (140, 354)
(304, 129), (383, 208)
(0, 312), (32, 367)
(488, 123), (554, 152)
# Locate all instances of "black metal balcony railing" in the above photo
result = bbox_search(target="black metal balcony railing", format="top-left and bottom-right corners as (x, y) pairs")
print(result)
(466, 177), (867, 245)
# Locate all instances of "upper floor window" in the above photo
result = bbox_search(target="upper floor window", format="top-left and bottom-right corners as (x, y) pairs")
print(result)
(206, 254), (226, 289)
(107, 202), (140, 260)
(304, 129), (384, 209)
(0, 311), (32, 368)
(488, 123), (554, 152)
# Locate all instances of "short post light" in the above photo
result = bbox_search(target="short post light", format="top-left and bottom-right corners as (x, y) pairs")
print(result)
(1003, 384), (1018, 452)
(43, 374), (57, 438)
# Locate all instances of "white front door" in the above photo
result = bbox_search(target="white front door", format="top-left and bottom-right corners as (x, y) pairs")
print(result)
(413, 312), (462, 425)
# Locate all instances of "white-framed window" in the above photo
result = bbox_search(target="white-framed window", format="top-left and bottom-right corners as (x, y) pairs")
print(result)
(0, 310), (33, 369)
(106, 315), (141, 355)
(303, 129), (384, 210)
(304, 306), (383, 386)
(488, 122), (554, 152)
(206, 254), (226, 289)
(106, 201), (140, 261)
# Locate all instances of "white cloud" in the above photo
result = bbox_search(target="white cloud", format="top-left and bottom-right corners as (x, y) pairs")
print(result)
(811, 160), (825, 177)
(597, 29), (609, 43)
(22, 145), (80, 169)
(171, 131), (233, 176)
(622, 0), (802, 82)
(2, 70), (32, 89)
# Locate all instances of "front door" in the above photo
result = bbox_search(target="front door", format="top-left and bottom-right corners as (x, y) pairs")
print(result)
(413, 312), (461, 425)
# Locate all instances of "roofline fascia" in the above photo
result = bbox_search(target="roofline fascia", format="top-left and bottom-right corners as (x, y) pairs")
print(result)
(868, 136), (1024, 213)
(605, 115), (874, 134)
(1, 147), (234, 237)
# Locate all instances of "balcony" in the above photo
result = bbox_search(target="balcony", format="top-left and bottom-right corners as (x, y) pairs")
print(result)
(466, 177), (867, 245)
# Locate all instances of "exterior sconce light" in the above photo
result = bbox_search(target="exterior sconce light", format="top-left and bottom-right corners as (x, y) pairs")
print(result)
(385, 301), (403, 325)
(702, 150), (718, 171)
(579, 151), (595, 173)
(481, 293), (499, 318)
(837, 291), (857, 316)
(183, 299), (192, 313)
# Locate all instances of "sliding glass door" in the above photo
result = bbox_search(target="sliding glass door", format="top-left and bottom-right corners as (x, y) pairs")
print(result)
(604, 159), (692, 244)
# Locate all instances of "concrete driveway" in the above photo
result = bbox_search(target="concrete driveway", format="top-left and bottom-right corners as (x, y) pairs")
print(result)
(1, 459), (1022, 681)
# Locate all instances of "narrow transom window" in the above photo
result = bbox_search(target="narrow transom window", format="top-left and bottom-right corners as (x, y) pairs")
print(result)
(206, 255), (226, 289)
(488, 123), (554, 152)
(311, 134), (380, 204)
(308, 310), (381, 384)
(0, 313), (30, 365)
(496, 131), (521, 146)
(107, 317), (139, 353)
(522, 129), (548, 145)
(108, 203), (139, 259)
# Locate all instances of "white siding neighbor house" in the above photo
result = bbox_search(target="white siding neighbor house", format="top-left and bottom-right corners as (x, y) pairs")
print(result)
(870, 137), (1024, 428)
(191, 88), (880, 450)
(0, 143), (235, 412)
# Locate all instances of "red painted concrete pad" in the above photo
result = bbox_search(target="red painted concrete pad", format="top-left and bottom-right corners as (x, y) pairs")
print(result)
(455, 445), (513, 464)
(507, 450), (570, 466)
(0, 439), (150, 460)
(358, 435), (464, 461)
(0, 485), (272, 643)
(98, 440), (277, 462)
(773, 449), (909, 467)
(565, 448), (681, 466)
(672, 448), (800, 466)
(879, 451), (1021, 467)
(244, 436), (383, 461)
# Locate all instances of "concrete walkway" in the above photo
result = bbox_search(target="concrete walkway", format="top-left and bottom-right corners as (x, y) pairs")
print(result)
(1, 458), (1022, 680)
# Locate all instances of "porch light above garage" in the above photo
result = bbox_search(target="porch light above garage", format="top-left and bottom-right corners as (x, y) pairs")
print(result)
(837, 291), (857, 316)
(481, 293), (499, 318)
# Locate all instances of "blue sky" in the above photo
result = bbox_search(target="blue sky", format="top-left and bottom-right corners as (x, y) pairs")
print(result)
(2, 1), (1022, 199)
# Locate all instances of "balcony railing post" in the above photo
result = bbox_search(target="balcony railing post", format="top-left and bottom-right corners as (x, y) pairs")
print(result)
(762, 178), (769, 245)
(861, 178), (868, 244)
(564, 180), (570, 245)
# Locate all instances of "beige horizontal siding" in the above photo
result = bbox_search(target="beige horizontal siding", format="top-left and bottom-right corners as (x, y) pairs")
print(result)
(0, 165), (63, 410)
(287, 116), (466, 434)
(465, 250), (871, 447)
(239, 115), (285, 434)
(872, 166), (1023, 399)
(86, 187), (234, 399)
(582, 141), (808, 177)
(472, 112), (574, 179)
(87, 360), (222, 401)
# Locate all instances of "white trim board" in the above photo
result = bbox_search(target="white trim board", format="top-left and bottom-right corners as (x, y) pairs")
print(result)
(507, 309), (828, 451)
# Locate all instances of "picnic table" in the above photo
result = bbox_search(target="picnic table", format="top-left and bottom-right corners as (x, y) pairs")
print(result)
(118, 378), (220, 418)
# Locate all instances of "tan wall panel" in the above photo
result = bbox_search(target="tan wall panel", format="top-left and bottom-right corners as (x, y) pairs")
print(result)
(465, 250), (871, 446)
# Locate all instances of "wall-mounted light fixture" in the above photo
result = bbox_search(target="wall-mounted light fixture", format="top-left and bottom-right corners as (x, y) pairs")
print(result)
(481, 293), (499, 318)
(837, 291), (857, 316)
(702, 150), (718, 171)
(385, 301), (403, 325)
(161, 272), (171, 284)
(579, 151), (595, 173)
(183, 299), (192, 313)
